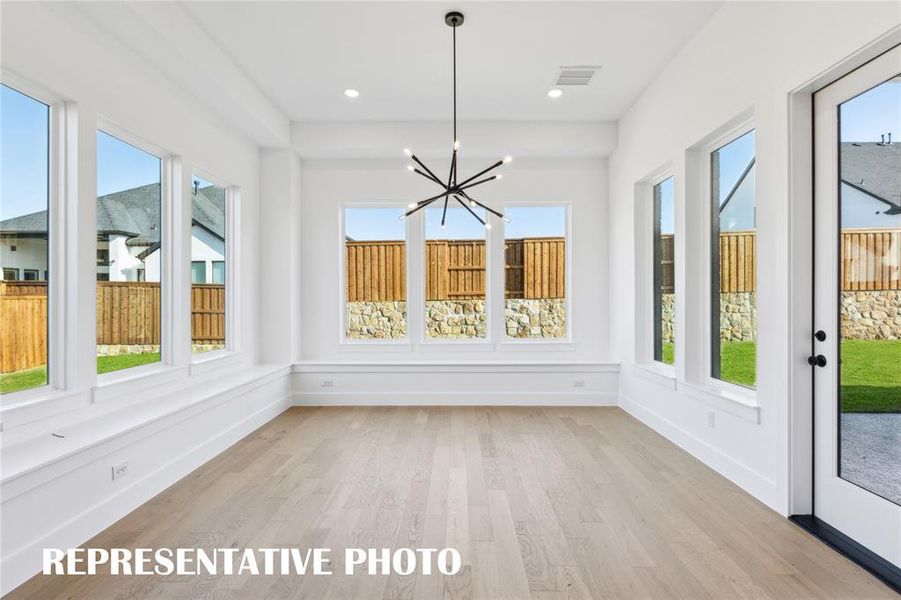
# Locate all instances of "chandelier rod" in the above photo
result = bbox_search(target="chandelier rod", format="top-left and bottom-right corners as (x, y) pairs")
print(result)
(452, 19), (457, 145)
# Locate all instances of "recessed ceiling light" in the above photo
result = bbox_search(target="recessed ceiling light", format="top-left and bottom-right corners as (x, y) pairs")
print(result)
(547, 88), (563, 99)
(344, 88), (360, 98)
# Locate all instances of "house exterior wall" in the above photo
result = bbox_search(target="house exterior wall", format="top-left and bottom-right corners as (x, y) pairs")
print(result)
(190, 224), (225, 283)
(0, 237), (48, 279)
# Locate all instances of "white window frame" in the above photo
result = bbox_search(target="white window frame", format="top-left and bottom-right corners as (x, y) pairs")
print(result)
(0, 73), (67, 404)
(700, 119), (758, 398)
(188, 167), (241, 363)
(94, 121), (174, 384)
(338, 202), (412, 347)
(498, 200), (573, 345)
(650, 173), (677, 369)
(419, 202), (493, 347)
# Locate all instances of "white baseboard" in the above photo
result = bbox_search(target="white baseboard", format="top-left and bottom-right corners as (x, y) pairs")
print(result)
(1, 383), (291, 596)
(619, 392), (783, 513)
(294, 391), (618, 406)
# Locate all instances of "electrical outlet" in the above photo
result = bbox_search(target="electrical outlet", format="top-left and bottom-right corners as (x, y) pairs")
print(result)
(706, 411), (715, 429)
(321, 380), (334, 388)
(111, 461), (129, 481)
(573, 380), (586, 388)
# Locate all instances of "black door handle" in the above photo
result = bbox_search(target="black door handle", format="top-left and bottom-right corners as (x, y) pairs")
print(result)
(814, 330), (827, 342)
(807, 354), (827, 367)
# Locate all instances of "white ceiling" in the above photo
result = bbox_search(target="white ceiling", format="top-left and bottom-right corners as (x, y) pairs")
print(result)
(177, 1), (721, 123)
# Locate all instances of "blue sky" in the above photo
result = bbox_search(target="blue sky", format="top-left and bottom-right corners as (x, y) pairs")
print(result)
(1, 85), (48, 221)
(841, 78), (900, 142)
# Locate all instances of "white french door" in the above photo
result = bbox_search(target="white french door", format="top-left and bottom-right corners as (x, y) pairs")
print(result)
(812, 45), (901, 568)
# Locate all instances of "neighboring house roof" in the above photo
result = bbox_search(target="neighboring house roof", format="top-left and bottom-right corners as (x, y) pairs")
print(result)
(1, 183), (226, 241)
(840, 142), (901, 215)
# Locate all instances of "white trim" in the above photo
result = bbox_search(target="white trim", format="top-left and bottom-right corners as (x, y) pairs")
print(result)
(0, 75), (65, 402)
(338, 202), (410, 345)
(295, 391), (618, 407)
(619, 392), (779, 511)
(631, 361), (677, 391)
(419, 201), (493, 345)
(501, 200), (573, 344)
(696, 113), (759, 394)
(293, 360), (618, 373)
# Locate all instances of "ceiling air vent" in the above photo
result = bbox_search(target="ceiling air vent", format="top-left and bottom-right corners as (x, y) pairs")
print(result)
(553, 66), (601, 87)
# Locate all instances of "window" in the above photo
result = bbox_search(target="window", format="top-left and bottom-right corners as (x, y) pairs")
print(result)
(191, 176), (227, 353)
(504, 205), (567, 339)
(343, 206), (407, 339)
(425, 205), (487, 340)
(191, 261), (207, 284)
(212, 261), (225, 285)
(23, 269), (39, 281)
(96, 130), (162, 373)
(0, 83), (50, 393)
(710, 130), (756, 388)
(653, 178), (675, 363)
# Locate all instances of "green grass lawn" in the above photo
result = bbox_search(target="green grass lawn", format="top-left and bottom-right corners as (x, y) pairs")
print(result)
(661, 339), (898, 412)
(0, 353), (161, 394)
(839, 339), (901, 413)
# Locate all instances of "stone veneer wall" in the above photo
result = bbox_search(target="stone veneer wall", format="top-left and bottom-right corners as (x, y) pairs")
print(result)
(344, 299), (567, 340)
(841, 290), (901, 340)
(661, 294), (675, 344)
(426, 300), (487, 339)
(345, 301), (407, 339)
(96, 344), (160, 356)
(504, 299), (567, 338)
(719, 292), (757, 342)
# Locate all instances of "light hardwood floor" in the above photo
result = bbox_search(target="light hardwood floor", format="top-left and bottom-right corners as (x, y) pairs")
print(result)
(7, 407), (896, 599)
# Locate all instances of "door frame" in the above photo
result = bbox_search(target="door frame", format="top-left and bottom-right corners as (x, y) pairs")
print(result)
(786, 29), (901, 592)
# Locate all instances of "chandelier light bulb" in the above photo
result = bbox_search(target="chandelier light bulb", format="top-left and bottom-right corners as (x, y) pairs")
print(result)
(496, 174), (503, 180)
(503, 217), (511, 223)
(407, 202), (417, 209)
(547, 88), (563, 99)
(403, 148), (412, 157)
(441, 223), (447, 230)
(343, 88), (360, 98)
(406, 165), (415, 172)
(469, 200), (476, 207)
(398, 214), (406, 220)
(485, 223), (492, 230)
(454, 140), (460, 151)
(503, 155), (513, 164)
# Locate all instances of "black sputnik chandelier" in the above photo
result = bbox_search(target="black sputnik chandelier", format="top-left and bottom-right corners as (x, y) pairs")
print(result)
(401, 11), (511, 229)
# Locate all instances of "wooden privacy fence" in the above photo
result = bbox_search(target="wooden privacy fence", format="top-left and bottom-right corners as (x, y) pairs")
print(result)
(842, 228), (901, 290)
(345, 237), (566, 302)
(658, 229), (901, 293)
(0, 281), (225, 373)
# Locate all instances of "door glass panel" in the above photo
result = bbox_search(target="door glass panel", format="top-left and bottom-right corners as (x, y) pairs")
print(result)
(837, 75), (901, 505)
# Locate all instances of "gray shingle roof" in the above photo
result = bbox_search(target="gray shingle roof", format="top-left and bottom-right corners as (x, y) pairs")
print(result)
(1, 183), (226, 240)
(840, 142), (901, 213)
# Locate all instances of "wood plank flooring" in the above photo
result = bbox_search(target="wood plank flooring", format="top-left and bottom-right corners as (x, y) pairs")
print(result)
(7, 407), (896, 599)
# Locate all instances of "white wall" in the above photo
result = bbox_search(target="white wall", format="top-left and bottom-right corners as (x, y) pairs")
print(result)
(0, 238), (47, 278)
(609, 1), (900, 514)
(290, 121), (617, 404)
(0, 3), (286, 593)
(298, 154), (610, 363)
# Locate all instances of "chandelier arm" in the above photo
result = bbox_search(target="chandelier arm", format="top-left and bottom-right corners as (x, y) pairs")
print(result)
(455, 160), (504, 188)
(411, 154), (445, 185)
(458, 191), (504, 219)
(440, 197), (449, 227)
(405, 191), (452, 216)
(456, 175), (498, 193)
(453, 195), (486, 225)
(413, 167), (447, 188)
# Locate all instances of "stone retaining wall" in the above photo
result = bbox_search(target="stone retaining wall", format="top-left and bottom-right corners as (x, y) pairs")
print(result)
(96, 344), (160, 356)
(720, 292), (757, 342)
(841, 290), (901, 340)
(504, 299), (566, 339)
(345, 301), (407, 339)
(426, 300), (487, 339)
(344, 299), (567, 340)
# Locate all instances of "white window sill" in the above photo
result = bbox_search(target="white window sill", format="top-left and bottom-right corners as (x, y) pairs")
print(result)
(632, 362), (677, 390)
(337, 341), (413, 352)
(680, 380), (760, 423)
(190, 350), (244, 375)
(94, 363), (188, 404)
(417, 340), (496, 352)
